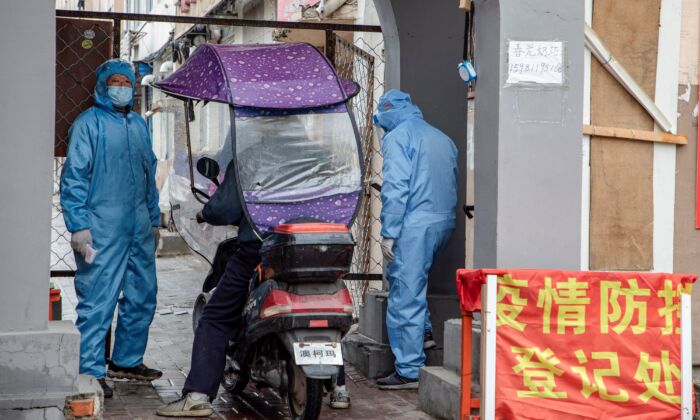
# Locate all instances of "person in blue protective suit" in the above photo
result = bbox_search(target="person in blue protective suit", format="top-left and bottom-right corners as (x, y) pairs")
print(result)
(373, 90), (458, 390)
(60, 59), (162, 398)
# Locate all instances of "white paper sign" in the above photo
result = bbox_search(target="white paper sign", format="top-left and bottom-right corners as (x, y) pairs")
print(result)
(507, 41), (564, 85)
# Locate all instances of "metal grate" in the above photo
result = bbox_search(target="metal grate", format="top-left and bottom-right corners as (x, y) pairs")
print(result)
(335, 34), (386, 316)
(51, 158), (75, 273)
(51, 11), (386, 313)
(52, 18), (115, 276)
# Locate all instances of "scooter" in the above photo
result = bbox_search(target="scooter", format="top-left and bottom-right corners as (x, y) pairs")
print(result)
(192, 158), (355, 420)
(155, 41), (364, 420)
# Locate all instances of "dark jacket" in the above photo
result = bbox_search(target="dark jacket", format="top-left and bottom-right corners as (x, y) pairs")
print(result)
(201, 161), (258, 243)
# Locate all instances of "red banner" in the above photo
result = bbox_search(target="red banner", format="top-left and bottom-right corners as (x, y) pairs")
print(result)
(457, 269), (696, 420)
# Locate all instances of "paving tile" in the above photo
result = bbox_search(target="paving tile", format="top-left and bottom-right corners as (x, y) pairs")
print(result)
(58, 255), (435, 420)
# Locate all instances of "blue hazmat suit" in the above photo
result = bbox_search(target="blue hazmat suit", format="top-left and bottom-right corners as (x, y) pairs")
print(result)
(376, 90), (458, 379)
(60, 59), (159, 379)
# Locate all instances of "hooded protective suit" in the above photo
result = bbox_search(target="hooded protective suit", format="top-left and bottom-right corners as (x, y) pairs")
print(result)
(61, 59), (159, 379)
(375, 90), (457, 379)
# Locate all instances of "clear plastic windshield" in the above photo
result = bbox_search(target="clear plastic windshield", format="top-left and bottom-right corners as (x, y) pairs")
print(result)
(163, 100), (237, 261)
(235, 111), (362, 232)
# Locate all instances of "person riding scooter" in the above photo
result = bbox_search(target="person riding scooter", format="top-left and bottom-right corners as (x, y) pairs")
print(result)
(158, 159), (351, 416)
(154, 42), (362, 418)
(157, 161), (261, 417)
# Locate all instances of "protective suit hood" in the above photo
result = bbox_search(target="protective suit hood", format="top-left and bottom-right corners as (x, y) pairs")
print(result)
(375, 89), (423, 133)
(94, 59), (136, 112)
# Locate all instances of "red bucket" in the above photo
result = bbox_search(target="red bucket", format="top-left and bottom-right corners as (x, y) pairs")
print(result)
(49, 287), (62, 321)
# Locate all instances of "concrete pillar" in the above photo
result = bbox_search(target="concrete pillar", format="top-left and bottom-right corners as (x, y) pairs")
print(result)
(0, 1), (80, 409)
(472, 0), (585, 269)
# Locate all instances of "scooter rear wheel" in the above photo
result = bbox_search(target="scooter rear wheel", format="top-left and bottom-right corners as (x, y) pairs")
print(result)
(287, 362), (323, 420)
(222, 357), (249, 395)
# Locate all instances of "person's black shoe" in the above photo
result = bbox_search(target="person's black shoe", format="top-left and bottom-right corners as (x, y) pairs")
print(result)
(98, 378), (113, 398)
(376, 371), (419, 390)
(423, 331), (437, 350)
(107, 362), (162, 381)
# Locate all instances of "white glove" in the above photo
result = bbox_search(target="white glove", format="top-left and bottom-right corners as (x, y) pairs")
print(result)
(381, 237), (395, 262)
(153, 227), (161, 251)
(71, 229), (92, 258)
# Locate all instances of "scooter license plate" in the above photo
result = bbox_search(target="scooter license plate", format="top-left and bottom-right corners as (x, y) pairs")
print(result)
(292, 342), (343, 366)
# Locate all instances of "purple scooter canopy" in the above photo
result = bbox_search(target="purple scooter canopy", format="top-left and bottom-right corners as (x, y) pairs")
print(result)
(155, 42), (358, 109)
(155, 42), (364, 237)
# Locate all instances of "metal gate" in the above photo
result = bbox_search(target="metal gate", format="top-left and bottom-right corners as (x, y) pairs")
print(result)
(52, 9), (385, 315)
(334, 35), (385, 310)
(53, 17), (116, 276)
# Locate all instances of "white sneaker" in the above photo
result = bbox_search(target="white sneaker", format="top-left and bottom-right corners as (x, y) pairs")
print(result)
(156, 393), (213, 417)
(424, 331), (437, 350)
(329, 387), (351, 409)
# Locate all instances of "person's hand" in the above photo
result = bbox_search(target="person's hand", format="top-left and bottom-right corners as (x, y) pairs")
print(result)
(71, 229), (92, 258)
(381, 237), (395, 262)
(153, 227), (161, 250)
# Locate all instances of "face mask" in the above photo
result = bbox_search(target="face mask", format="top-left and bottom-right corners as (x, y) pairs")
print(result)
(107, 86), (133, 108)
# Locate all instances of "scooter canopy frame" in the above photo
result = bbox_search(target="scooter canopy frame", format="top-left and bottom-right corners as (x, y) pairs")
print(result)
(155, 42), (365, 238)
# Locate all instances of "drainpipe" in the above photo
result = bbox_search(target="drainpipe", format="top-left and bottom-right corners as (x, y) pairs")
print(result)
(316, 0), (348, 19)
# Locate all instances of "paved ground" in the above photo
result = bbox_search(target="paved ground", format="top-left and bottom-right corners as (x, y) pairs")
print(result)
(58, 254), (433, 420)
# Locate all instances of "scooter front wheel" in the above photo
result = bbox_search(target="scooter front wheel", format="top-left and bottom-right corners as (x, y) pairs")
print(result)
(192, 291), (211, 333)
(287, 361), (323, 420)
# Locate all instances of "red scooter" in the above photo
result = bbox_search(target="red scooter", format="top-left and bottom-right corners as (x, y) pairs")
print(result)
(192, 177), (355, 420)
(157, 42), (365, 420)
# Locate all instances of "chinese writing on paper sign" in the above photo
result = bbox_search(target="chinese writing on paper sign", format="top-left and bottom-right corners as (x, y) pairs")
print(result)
(507, 41), (564, 85)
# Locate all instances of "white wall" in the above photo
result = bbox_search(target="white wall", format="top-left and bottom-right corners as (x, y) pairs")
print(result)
(131, 1), (177, 61)
(239, 0), (277, 44)
(680, 0), (699, 86)
(0, 0), (55, 332)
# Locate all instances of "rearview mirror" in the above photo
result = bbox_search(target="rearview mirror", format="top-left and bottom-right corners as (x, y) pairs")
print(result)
(196, 157), (220, 185)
